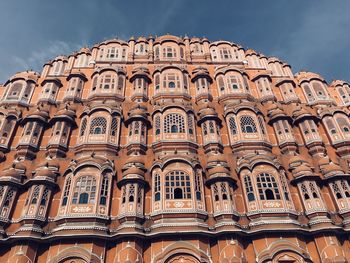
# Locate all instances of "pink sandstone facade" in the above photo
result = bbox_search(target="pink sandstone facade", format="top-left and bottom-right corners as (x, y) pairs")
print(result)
(0, 34), (349, 262)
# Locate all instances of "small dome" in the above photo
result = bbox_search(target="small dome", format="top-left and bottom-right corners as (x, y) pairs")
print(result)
(123, 167), (145, 177)
(245, 49), (258, 56)
(208, 166), (230, 176)
(207, 154), (227, 164)
(124, 155), (145, 166)
(78, 47), (91, 54)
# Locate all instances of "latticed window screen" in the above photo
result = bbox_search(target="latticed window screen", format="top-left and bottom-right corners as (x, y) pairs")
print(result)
(244, 176), (255, 201)
(163, 73), (180, 89)
(4, 189), (14, 207)
(301, 183), (309, 200)
(117, 75), (124, 91)
(72, 176), (97, 204)
(106, 47), (118, 59)
(309, 181), (319, 199)
(100, 176), (109, 205)
(89, 117), (107, 134)
(313, 82), (327, 99)
(100, 74), (116, 90)
(188, 115), (194, 134)
(208, 121), (215, 134)
(80, 118), (87, 136)
(164, 114), (185, 133)
(40, 188), (49, 206)
(228, 76), (240, 90)
(240, 116), (257, 133)
(303, 84), (314, 101)
(1, 119), (14, 137)
(137, 186), (142, 203)
(217, 76), (225, 91)
(110, 117), (119, 136)
(155, 115), (161, 135)
(154, 173), (161, 201)
(220, 182), (229, 200)
(129, 184), (135, 202)
(24, 122), (34, 136)
(0, 186), (4, 200)
(31, 185), (40, 204)
(229, 116), (237, 135)
(258, 116), (266, 135)
(325, 118), (337, 134)
(279, 174), (290, 201)
(121, 186), (127, 203)
(165, 171), (191, 199)
(256, 173), (281, 200)
(33, 123), (41, 139)
(336, 116), (350, 133)
(61, 177), (71, 206)
(213, 184), (219, 201)
(7, 82), (22, 99)
(194, 171), (202, 200)
(202, 122), (208, 136)
(332, 180), (350, 199)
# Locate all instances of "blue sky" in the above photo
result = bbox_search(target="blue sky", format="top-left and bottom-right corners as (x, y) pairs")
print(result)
(0, 0), (349, 83)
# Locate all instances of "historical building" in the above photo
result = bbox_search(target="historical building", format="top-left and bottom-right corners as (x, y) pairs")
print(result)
(0, 34), (349, 262)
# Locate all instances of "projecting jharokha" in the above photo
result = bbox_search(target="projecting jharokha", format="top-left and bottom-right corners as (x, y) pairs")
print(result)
(0, 34), (350, 263)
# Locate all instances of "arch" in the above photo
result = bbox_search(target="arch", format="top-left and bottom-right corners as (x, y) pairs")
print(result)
(48, 246), (101, 263)
(320, 244), (347, 263)
(153, 241), (211, 263)
(257, 240), (312, 263)
(219, 242), (247, 263)
(115, 245), (143, 263)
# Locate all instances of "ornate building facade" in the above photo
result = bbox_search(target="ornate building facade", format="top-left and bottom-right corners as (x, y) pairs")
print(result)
(0, 34), (349, 262)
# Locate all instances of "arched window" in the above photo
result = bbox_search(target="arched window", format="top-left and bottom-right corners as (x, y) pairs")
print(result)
(128, 184), (135, 202)
(110, 117), (119, 136)
(312, 81), (328, 99)
(99, 176), (109, 205)
(258, 116), (266, 135)
(325, 118), (338, 135)
(165, 171), (191, 199)
(1, 118), (15, 138)
(331, 180), (350, 199)
(61, 177), (71, 206)
(154, 173), (161, 201)
(202, 122), (208, 136)
(40, 188), (49, 206)
(217, 76), (225, 92)
(31, 185), (40, 204)
(3, 189), (14, 208)
(163, 72), (181, 89)
(164, 114), (185, 133)
(155, 74), (160, 90)
(80, 118), (87, 136)
(336, 115), (350, 133)
(155, 115), (161, 135)
(89, 117), (107, 134)
(6, 82), (22, 100)
(303, 84), (314, 102)
(188, 115), (194, 135)
(117, 75), (124, 91)
(256, 173), (280, 200)
(227, 75), (242, 91)
(240, 116), (257, 133)
(194, 171), (202, 201)
(228, 116), (237, 135)
(244, 176), (255, 201)
(99, 74), (116, 90)
(72, 176), (97, 204)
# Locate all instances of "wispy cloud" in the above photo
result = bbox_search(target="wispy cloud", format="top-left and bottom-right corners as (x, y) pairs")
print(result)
(12, 40), (80, 72)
